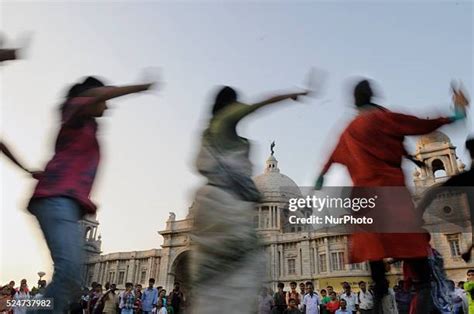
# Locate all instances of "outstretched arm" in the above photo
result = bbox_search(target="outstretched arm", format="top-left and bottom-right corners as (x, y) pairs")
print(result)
(382, 112), (453, 136)
(64, 83), (154, 123)
(247, 91), (308, 116)
(81, 84), (153, 104)
(219, 91), (309, 126)
(382, 85), (469, 136)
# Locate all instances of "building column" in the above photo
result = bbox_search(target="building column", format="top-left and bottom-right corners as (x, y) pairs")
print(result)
(95, 263), (101, 283)
(128, 259), (136, 283)
(315, 245), (319, 275)
(272, 206), (276, 229)
(325, 238), (331, 272)
(300, 240), (311, 277)
(277, 246), (282, 278)
(344, 236), (350, 271)
(105, 261), (110, 283)
(299, 248), (303, 276)
(269, 206), (273, 229)
(280, 245), (285, 277)
(155, 257), (161, 282)
(277, 206), (281, 230)
(147, 257), (153, 281)
(270, 245), (275, 281)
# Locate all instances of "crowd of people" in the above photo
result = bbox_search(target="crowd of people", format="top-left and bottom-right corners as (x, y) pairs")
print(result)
(73, 279), (185, 314)
(0, 279), (185, 314)
(258, 274), (474, 314)
(2, 270), (473, 314)
(0, 279), (47, 314)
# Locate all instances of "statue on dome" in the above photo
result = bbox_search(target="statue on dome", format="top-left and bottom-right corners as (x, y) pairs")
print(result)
(270, 141), (275, 156)
(168, 212), (176, 221)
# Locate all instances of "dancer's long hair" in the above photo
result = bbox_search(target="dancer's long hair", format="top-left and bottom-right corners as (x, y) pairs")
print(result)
(354, 79), (386, 111)
(60, 76), (105, 112)
(212, 86), (237, 116)
(66, 76), (105, 99)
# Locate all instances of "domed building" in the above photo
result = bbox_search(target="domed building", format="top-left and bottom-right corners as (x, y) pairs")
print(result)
(413, 131), (473, 281)
(253, 152), (312, 233)
(83, 136), (473, 293)
(414, 131), (465, 193)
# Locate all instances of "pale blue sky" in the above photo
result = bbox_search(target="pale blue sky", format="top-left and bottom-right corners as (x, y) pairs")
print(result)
(1, 1), (472, 284)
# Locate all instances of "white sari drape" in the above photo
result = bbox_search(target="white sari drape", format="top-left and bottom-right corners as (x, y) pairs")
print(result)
(190, 137), (265, 314)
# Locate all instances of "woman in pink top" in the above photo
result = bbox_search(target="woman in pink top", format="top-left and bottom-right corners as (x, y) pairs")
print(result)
(28, 76), (155, 313)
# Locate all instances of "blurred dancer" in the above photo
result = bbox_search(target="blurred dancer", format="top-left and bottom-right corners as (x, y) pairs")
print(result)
(191, 85), (308, 313)
(315, 79), (469, 313)
(28, 76), (155, 313)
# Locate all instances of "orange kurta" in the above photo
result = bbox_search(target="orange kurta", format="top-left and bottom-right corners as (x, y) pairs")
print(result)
(323, 109), (451, 262)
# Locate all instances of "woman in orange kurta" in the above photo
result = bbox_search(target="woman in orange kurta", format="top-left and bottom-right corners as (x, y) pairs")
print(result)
(315, 79), (468, 313)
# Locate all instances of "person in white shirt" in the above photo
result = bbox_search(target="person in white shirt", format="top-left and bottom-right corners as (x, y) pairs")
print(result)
(357, 281), (374, 313)
(335, 299), (350, 314)
(299, 283), (307, 311)
(339, 283), (358, 314)
(302, 282), (320, 314)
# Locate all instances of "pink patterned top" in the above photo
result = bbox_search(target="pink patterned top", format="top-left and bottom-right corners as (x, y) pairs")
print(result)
(30, 97), (100, 214)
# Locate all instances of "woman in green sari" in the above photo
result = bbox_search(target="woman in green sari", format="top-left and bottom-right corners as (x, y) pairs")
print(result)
(191, 86), (308, 314)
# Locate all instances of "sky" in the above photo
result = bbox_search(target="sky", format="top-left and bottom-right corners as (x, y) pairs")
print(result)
(1, 0), (473, 285)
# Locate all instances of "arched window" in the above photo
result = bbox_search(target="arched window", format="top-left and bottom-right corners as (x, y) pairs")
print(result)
(85, 227), (92, 239)
(432, 159), (447, 178)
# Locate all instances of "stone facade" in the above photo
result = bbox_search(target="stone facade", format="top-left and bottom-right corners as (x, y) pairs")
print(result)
(84, 133), (474, 293)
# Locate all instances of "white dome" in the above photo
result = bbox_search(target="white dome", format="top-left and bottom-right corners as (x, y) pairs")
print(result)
(253, 154), (302, 202)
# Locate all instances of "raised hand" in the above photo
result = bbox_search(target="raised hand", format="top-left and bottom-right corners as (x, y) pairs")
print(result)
(450, 81), (470, 121)
(451, 80), (469, 108)
(314, 175), (324, 190)
(14, 32), (33, 60)
(139, 67), (162, 93)
(290, 91), (309, 101)
(303, 67), (327, 98)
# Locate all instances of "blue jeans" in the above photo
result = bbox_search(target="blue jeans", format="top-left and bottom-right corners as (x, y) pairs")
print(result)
(29, 197), (84, 313)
